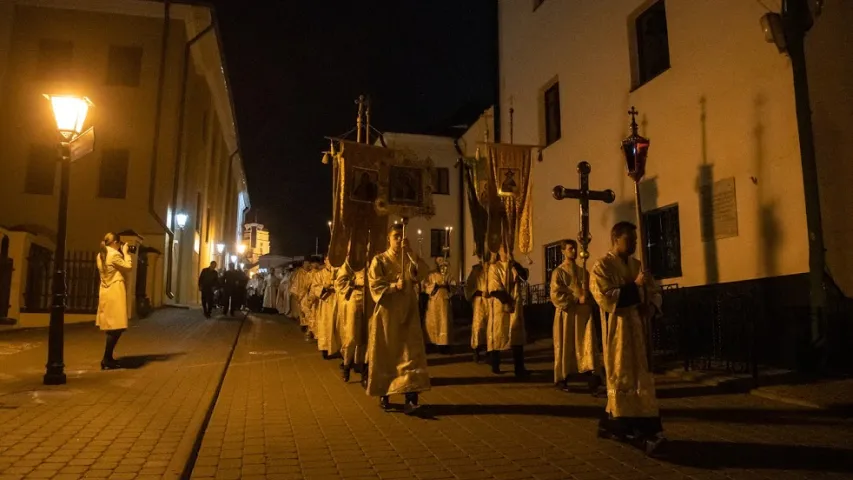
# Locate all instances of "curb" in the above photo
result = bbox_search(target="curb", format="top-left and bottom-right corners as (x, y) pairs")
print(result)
(748, 389), (823, 409)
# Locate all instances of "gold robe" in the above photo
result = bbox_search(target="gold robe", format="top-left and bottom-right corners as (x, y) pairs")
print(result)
(423, 270), (454, 346)
(300, 269), (319, 332)
(313, 266), (340, 354)
(590, 251), (662, 419)
(336, 262), (367, 366)
(465, 264), (488, 350)
(550, 262), (599, 383)
(288, 267), (308, 322)
(486, 261), (526, 352)
(366, 250), (431, 397)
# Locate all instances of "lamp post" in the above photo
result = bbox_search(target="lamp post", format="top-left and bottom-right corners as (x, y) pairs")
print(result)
(174, 212), (188, 302)
(216, 243), (225, 268)
(43, 94), (94, 386)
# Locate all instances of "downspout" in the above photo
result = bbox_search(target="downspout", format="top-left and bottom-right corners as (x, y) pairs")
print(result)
(453, 139), (466, 284)
(148, 0), (175, 298)
(166, 18), (215, 298)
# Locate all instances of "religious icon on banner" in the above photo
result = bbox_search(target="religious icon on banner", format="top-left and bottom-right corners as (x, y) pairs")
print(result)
(499, 167), (520, 197)
(350, 167), (379, 203)
(389, 166), (422, 205)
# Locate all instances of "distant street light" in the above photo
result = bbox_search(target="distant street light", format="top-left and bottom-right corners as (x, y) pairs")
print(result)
(237, 244), (247, 255)
(216, 243), (225, 254)
(230, 255), (238, 265)
(43, 94), (95, 386)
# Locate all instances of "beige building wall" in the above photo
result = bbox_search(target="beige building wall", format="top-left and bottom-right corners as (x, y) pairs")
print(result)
(0, 1), (249, 312)
(499, 0), (812, 286)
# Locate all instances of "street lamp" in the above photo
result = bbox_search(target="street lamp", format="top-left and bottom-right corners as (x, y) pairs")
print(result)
(237, 244), (246, 255)
(43, 94), (94, 386)
(216, 243), (225, 254)
(230, 254), (237, 265)
(175, 212), (189, 230)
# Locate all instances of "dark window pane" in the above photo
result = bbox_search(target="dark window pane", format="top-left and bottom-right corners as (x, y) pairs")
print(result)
(430, 228), (449, 259)
(106, 45), (142, 87)
(431, 167), (450, 195)
(636, 0), (670, 85)
(643, 204), (682, 279)
(24, 145), (56, 195)
(37, 39), (73, 81)
(98, 149), (129, 199)
(544, 83), (561, 146)
(544, 243), (562, 283)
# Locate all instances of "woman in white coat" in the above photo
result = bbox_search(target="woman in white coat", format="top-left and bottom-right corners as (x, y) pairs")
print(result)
(96, 232), (133, 370)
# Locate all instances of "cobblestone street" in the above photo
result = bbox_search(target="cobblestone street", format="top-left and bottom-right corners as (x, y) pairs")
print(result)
(2, 310), (853, 480)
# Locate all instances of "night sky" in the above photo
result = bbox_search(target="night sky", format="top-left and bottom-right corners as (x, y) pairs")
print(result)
(208, 1), (498, 256)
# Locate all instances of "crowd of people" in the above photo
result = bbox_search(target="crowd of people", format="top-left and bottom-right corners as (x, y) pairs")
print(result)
(193, 220), (666, 454)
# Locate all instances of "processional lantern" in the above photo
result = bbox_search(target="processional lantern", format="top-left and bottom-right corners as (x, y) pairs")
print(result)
(621, 106), (650, 183)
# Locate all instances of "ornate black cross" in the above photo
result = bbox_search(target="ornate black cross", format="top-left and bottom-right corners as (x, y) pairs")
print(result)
(552, 161), (616, 285)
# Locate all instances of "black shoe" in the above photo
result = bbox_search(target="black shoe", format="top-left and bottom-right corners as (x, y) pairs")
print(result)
(353, 363), (363, 374)
(379, 396), (390, 411)
(404, 401), (422, 416)
(101, 359), (121, 370)
(321, 350), (329, 360)
(342, 365), (351, 383)
(473, 350), (481, 363)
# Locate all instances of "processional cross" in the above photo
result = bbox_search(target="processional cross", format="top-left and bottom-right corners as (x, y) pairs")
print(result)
(552, 162), (616, 290)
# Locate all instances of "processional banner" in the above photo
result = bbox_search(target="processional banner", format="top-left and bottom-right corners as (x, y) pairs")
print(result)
(328, 140), (436, 270)
(480, 143), (534, 256)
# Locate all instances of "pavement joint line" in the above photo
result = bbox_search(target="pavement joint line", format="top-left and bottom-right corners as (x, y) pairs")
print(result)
(173, 312), (248, 480)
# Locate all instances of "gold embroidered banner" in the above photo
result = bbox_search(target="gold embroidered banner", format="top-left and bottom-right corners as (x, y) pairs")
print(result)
(483, 143), (534, 255)
(328, 141), (391, 270)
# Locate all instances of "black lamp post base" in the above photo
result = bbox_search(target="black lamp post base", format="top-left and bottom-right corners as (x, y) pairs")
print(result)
(43, 369), (67, 385)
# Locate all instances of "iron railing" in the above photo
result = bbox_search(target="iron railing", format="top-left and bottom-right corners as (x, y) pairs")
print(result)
(23, 247), (99, 314)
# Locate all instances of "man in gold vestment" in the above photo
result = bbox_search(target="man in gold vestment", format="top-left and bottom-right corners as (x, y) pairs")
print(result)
(465, 259), (489, 363)
(366, 224), (431, 414)
(299, 258), (321, 342)
(423, 258), (455, 351)
(486, 244), (529, 377)
(550, 239), (603, 394)
(590, 221), (665, 453)
(313, 256), (340, 359)
(336, 260), (368, 384)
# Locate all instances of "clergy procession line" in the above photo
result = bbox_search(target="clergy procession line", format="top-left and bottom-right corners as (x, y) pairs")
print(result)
(199, 220), (668, 456)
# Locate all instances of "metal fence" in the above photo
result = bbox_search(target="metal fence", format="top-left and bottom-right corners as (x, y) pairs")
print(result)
(23, 246), (99, 314)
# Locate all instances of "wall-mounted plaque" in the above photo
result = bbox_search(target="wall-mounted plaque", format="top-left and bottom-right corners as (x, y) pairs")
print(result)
(700, 177), (738, 241)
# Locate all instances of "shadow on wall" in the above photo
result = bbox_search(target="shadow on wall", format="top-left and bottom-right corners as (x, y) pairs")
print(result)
(753, 93), (783, 278)
(696, 96), (719, 285)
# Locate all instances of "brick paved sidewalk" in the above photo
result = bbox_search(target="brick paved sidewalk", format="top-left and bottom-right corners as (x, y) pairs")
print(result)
(0, 308), (243, 480)
(191, 314), (853, 480)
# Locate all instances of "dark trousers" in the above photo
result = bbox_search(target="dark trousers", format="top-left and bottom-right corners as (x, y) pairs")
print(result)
(201, 288), (215, 316)
(228, 290), (245, 315)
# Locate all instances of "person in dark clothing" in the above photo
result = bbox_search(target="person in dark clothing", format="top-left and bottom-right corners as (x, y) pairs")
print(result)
(224, 265), (249, 316)
(198, 261), (219, 318)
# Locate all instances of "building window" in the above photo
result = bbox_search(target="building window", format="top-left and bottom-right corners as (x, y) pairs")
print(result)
(643, 204), (682, 279)
(431, 167), (450, 195)
(430, 229), (449, 259)
(105, 45), (143, 87)
(543, 81), (561, 146)
(633, 0), (670, 88)
(533, 0), (546, 11)
(251, 227), (258, 249)
(544, 242), (562, 284)
(37, 39), (73, 81)
(98, 149), (129, 199)
(24, 145), (56, 195)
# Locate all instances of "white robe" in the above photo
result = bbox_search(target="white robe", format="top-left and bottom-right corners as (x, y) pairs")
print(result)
(96, 246), (133, 331)
(276, 271), (291, 315)
(263, 274), (280, 309)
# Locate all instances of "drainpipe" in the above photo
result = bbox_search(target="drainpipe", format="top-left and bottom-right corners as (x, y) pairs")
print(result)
(453, 139), (466, 284)
(166, 18), (215, 300)
(148, 0), (175, 298)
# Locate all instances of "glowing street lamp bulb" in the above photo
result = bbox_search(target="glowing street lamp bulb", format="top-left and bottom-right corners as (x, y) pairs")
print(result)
(44, 94), (93, 138)
(175, 212), (189, 229)
(237, 244), (246, 254)
(216, 243), (225, 254)
(239, 262), (245, 270)
(417, 229), (422, 236)
(230, 255), (237, 263)
(327, 221), (332, 227)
